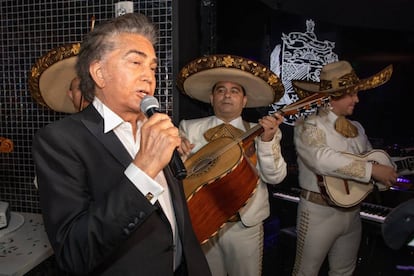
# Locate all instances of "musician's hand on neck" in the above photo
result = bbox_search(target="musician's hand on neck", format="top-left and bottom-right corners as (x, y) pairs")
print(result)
(259, 114), (283, 142)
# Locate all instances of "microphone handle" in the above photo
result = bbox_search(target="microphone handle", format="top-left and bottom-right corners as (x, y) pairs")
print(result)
(169, 149), (187, 180)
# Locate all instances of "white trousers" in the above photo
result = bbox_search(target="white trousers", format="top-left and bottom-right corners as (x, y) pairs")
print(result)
(202, 221), (263, 276)
(292, 198), (362, 276)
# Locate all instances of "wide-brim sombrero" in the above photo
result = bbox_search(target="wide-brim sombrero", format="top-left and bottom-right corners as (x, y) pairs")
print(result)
(177, 54), (285, 108)
(292, 60), (393, 99)
(28, 43), (81, 113)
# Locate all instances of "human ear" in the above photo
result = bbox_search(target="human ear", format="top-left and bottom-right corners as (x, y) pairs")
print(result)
(66, 89), (74, 101)
(89, 61), (105, 88)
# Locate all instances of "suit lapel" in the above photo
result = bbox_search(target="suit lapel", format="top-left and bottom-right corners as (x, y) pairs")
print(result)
(163, 167), (186, 233)
(79, 105), (132, 167)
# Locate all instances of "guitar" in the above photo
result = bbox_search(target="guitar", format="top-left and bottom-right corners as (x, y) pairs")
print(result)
(184, 93), (330, 244)
(318, 150), (397, 208)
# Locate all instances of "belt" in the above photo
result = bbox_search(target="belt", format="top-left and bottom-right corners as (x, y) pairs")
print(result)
(300, 190), (360, 211)
(227, 213), (241, 222)
(300, 189), (329, 206)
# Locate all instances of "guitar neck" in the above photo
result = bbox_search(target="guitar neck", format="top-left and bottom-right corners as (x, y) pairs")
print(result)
(239, 124), (263, 142)
(238, 93), (330, 143)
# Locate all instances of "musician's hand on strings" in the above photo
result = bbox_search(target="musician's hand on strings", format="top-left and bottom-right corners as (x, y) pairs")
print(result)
(177, 135), (194, 161)
(371, 163), (398, 188)
(259, 113), (283, 142)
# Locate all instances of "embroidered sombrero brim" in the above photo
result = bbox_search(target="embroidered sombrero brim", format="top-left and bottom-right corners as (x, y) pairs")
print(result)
(292, 64), (393, 99)
(177, 55), (285, 108)
(28, 43), (81, 113)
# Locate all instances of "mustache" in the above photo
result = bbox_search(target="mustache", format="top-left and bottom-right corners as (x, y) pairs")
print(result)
(219, 100), (233, 104)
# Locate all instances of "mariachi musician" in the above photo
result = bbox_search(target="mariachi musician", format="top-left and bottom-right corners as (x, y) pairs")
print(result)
(291, 60), (398, 276)
(177, 54), (287, 276)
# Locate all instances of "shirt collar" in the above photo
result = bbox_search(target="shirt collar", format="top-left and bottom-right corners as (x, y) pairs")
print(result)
(327, 110), (339, 124)
(213, 116), (245, 131)
(92, 97), (124, 133)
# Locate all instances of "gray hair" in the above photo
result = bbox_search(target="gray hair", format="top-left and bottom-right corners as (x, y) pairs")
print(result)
(76, 13), (158, 101)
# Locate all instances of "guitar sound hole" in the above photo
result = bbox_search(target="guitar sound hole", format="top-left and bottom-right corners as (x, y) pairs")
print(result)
(192, 157), (217, 176)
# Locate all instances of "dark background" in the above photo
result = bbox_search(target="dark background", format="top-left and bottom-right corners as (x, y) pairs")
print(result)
(178, 0), (414, 153)
(0, 1), (412, 274)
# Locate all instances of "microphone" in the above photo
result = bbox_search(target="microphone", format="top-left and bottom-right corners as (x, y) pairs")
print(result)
(140, 95), (187, 180)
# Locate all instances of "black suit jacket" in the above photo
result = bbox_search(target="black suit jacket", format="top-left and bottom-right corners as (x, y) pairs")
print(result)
(32, 105), (211, 276)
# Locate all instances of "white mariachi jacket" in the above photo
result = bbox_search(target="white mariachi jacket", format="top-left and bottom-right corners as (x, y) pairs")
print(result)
(293, 109), (373, 193)
(179, 115), (287, 227)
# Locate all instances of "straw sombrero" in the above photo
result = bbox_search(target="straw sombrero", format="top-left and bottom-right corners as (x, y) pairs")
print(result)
(292, 60), (393, 99)
(28, 43), (81, 113)
(177, 54), (285, 108)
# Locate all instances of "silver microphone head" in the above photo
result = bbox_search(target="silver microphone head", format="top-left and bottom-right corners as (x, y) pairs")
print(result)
(140, 95), (159, 116)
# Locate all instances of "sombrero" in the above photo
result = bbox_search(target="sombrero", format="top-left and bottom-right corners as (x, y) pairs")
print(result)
(177, 54), (285, 108)
(28, 43), (81, 113)
(292, 60), (393, 99)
